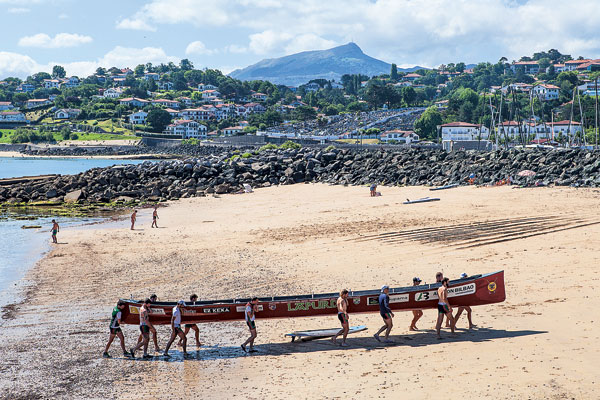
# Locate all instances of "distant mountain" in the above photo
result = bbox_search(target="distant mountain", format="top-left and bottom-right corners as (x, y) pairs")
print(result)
(229, 42), (424, 86)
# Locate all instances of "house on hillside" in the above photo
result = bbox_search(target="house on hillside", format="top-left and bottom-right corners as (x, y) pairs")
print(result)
(404, 73), (422, 81)
(435, 99), (449, 109)
(54, 108), (81, 119)
(531, 84), (559, 101)
(0, 111), (26, 122)
(548, 120), (582, 138)
(103, 87), (124, 99)
(158, 81), (174, 91)
(305, 83), (320, 92)
(178, 97), (193, 107)
(223, 126), (243, 136)
(0, 102), (14, 111)
(439, 122), (490, 141)
(251, 92), (267, 101)
(16, 83), (35, 93)
(380, 130), (419, 144)
(510, 61), (539, 74)
(243, 102), (266, 114)
(164, 120), (207, 139)
(576, 60), (600, 72)
(26, 98), (52, 109)
(128, 110), (148, 124)
(201, 89), (221, 99)
(43, 79), (60, 89)
(61, 77), (80, 88)
(197, 83), (217, 91)
(119, 97), (150, 108)
(565, 59), (592, 71)
(152, 98), (180, 108)
(143, 72), (160, 81)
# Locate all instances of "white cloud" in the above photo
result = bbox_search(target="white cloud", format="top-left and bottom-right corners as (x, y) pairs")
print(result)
(116, 18), (156, 32)
(18, 33), (93, 49)
(0, 46), (179, 79)
(225, 44), (248, 54)
(8, 7), (30, 13)
(117, 0), (600, 66)
(185, 41), (215, 55)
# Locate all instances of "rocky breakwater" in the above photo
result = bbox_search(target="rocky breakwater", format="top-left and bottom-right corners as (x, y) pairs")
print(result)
(2, 147), (600, 206)
(19, 144), (253, 158)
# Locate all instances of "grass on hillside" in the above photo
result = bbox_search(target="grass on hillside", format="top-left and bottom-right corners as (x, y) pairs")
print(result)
(0, 129), (137, 144)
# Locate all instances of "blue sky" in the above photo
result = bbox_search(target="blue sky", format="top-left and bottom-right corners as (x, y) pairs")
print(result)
(1, 0), (600, 79)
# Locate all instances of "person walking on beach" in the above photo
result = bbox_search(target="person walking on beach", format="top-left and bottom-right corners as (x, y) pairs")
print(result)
(241, 297), (259, 353)
(436, 278), (455, 339)
(164, 300), (188, 357)
(103, 300), (130, 358)
(179, 294), (202, 348)
(50, 219), (59, 243)
(151, 206), (159, 228)
(410, 277), (423, 331)
(332, 289), (350, 347)
(374, 285), (394, 343)
(136, 294), (161, 353)
(130, 210), (137, 230)
(131, 299), (153, 358)
(454, 273), (476, 329)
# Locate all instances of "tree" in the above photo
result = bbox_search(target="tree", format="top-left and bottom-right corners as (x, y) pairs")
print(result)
(179, 59), (194, 71)
(401, 86), (416, 106)
(455, 62), (466, 73)
(52, 65), (66, 78)
(390, 64), (399, 81)
(134, 64), (145, 76)
(146, 109), (172, 132)
(414, 106), (443, 141)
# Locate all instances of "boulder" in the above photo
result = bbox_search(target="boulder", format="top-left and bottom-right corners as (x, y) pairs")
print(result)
(64, 189), (84, 203)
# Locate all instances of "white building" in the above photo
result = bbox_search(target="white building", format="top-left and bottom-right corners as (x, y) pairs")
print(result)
(61, 77), (80, 88)
(531, 84), (559, 101)
(201, 90), (221, 99)
(43, 79), (60, 89)
(103, 87), (124, 99)
(549, 120), (582, 138)
(380, 130), (419, 144)
(152, 98), (180, 108)
(198, 83), (217, 91)
(0, 111), (26, 122)
(128, 111), (148, 125)
(119, 97), (150, 108)
(164, 120), (207, 139)
(143, 73), (160, 81)
(158, 81), (174, 91)
(439, 122), (490, 141)
(223, 126), (243, 136)
(54, 108), (81, 119)
(26, 98), (52, 109)
(305, 83), (320, 92)
(510, 61), (539, 74)
(251, 92), (267, 101)
(0, 102), (14, 111)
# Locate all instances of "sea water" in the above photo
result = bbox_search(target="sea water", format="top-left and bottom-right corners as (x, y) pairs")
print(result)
(0, 157), (152, 307)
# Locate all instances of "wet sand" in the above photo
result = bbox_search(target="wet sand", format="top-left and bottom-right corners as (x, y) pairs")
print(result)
(1, 184), (599, 399)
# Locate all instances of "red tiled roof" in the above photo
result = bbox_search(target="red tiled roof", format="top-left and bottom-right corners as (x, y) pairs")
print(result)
(440, 122), (480, 128)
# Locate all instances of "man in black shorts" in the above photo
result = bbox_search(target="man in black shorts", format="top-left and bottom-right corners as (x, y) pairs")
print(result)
(164, 300), (188, 357)
(374, 285), (394, 342)
(103, 300), (130, 358)
(136, 294), (161, 353)
(130, 298), (153, 358)
(241, 297), (259, 353)
(332, 289), (350, 347)
(179, 294), (202, 347)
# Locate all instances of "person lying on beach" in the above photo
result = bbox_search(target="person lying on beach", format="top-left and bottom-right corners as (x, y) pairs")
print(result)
(241, 297), (259, 353)
(332, 289), (350, 347)
(103, 300), (130, 358)
(436, 278), (455, 339)
(151, 206), (159, 228)
(137, 294), (161, 353)
(131, 298), (153, 358)
(130, 210), (137, 230)
(51, 220), (59, 244)
(374, 285), (394, 343)
(179, 294), (202, 347)
(410, 277), (423, 331)
(164, 300), (188, 357)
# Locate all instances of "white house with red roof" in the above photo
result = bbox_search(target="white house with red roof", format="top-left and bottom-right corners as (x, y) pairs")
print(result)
(128, 110), (148, 124)
(143, 72), (160, 81)
(404, 73), (422, 81)
(26, 98), (52, 109)
(251, 92), (267, 101)
(531, 84), (559, 101)
(380, 130), (419, 144)
(222, 126), (243, 136)
(119, 97), (150, 108)
(178, 97), (193, 107)
(180, 107), (212, 121)
(152, 98), (180, 108)
(549, 120), (582, 138)
(198, 83), (217, 91)
(201, 89), (221, 99)
(0, 101), (14, 111)
(0, 111), (26, 122)
(565, 59), (592, 71)
(439, 122), (490, 141)
(243, 103), (266, 114)
(164, 120), (207, 139)
(43, 79), (61, 89)
(510, 61), (539, 74)
(54, 108), (81, 119)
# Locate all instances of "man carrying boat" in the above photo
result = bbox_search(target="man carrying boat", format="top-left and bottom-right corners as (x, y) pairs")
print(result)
(241, 297), (259, 353)
(103, 300), (130, 358)
(136, 294), (161, 353)
(435, 278), (455, 339)
(163, 300), (188, 357)
(179, 294), (202, 348)
(410, 277), (423, 331)
(332, 289), (350, 347)
(454, 273), (476, 329)
(130, 298), (153, 358)
(374, 285), (394, 342)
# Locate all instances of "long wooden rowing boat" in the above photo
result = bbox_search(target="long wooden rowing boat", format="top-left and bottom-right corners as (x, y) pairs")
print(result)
(119, 270), (505, 325)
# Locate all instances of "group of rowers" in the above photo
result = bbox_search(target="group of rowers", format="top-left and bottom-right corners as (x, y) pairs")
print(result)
(102, 272), (475, 359)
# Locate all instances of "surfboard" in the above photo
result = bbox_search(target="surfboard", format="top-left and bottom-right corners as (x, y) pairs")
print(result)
(403, 197), (440, 204)
(285, 325), (367, 342)
(429, 183), (459, 191)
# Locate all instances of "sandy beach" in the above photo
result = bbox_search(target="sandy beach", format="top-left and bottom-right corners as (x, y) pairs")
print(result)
(1, 183), (599, 399)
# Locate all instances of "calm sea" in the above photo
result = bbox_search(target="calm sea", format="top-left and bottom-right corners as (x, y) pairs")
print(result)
(0, 157), (151, 307)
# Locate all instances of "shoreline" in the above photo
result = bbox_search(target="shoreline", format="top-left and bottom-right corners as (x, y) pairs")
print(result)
(0, 151), (174, 160)
(1, 184), (599, 399)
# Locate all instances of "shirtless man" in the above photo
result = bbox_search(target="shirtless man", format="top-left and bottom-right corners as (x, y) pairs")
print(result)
(130, 298), (154, 358)
(137, 294), (161, 352)
(130, 210), (137, 230)
(164, 300), (188, 357)
(435, 278), (455, 339)
(103, 300), (130, 358)
(179, 294), (202, 347)
(436, 272), (452, 328)
(374, 285), (394, 342)
(410, 277), (423, 331)
(241, 297), (259, 353)
(151, 206), (159, 228)
(332, 289), (350, 347)
(50, 219), (60, 244)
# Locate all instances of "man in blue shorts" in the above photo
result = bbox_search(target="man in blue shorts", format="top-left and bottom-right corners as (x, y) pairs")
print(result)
(374, 285), (394, 343)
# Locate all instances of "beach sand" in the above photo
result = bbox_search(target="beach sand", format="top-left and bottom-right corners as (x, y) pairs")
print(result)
(1, 184), (599, 399)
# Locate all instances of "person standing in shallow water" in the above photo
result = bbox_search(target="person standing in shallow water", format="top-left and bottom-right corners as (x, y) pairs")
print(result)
(130, 210), (137, 230)
(51, 219), (59, 243)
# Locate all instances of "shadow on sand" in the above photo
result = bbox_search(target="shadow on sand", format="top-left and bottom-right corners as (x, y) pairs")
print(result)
(121, 327), (547, 362)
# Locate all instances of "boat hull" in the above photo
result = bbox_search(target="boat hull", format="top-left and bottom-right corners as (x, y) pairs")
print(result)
(119, 270), (505, 325)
